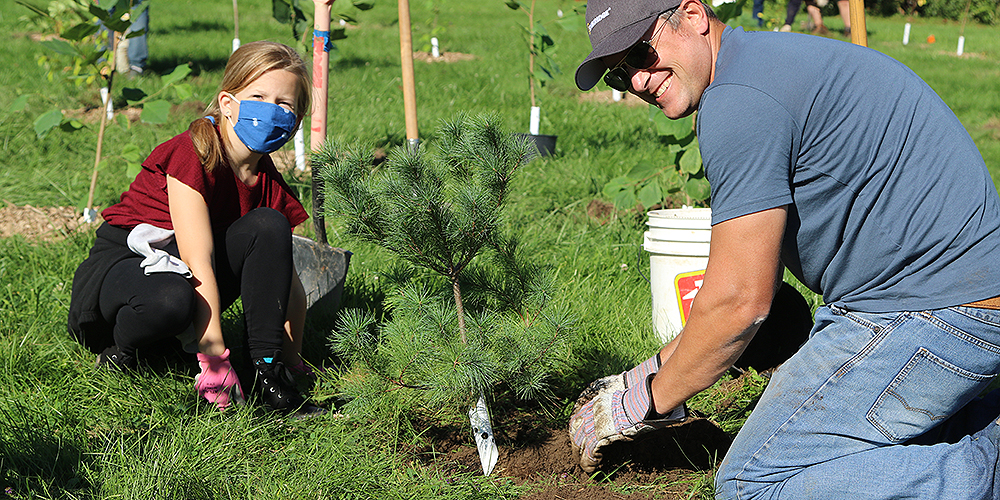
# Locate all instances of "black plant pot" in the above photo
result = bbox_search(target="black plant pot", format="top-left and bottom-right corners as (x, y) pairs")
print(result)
(517, 133), (557, 157)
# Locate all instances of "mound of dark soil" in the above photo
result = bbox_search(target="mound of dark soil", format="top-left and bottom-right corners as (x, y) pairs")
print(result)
(411, 410), (731, 499)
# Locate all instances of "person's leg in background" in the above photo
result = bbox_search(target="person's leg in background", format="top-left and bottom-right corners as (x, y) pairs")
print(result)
(781, 0), (802, 31)
(753, 0), (766, 27)
(837, 0), (852, 37)
(126, 0), (148, 75)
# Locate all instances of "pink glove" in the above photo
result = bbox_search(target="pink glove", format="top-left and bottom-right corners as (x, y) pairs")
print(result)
(194, 349), (245, 410)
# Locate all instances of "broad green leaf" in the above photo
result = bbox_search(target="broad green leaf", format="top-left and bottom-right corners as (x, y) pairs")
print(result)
(126, 162), (142, 179)
(627, 161), (658, 181)
(14, 0), (50, 18)
(63, 22), (100, 41)
(98, 0), (127, 11)
(59, 119), (84, 132)
(89, 3), (112, 22)
(678, 142), (703, 175)
(125, 28), (146, 39)
(172, 83), (193, 101)
(40, 39), (78, 57)
(121, 143), (143, 163)
(34, 110), (64, 138)
(272, 0), (293, 23)
(602, 175), (632, 199)
(684, 177), (711, 203)
(638, 181), (662, 210)
(11, 95), (29, 113)
(352, 0), (375, 10)
(141, 100), (171, 124)
(649, 105), (694, 139)
(715, 0), (748, 23)
(505, 0), (523, 10)
(161, 64), (192, 87)
(122, 87), (147, 105)
(659, 166), (684, 193)
(611, 188), (637, 210)
(116, 113), (130, 129)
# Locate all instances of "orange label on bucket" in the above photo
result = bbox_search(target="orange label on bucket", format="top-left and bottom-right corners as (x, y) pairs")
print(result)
(674, 270), (706, 325)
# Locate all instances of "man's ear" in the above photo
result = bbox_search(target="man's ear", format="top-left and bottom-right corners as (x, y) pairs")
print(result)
(682, 0), (711, 35)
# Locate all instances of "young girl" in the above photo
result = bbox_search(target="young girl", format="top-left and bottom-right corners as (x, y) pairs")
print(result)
(68, 41), (320, 415)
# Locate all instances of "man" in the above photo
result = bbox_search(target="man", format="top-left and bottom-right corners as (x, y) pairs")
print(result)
(568, 0), (1000, 498)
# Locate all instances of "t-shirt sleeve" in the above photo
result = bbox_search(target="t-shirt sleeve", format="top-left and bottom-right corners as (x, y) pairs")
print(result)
(155, 133), (212, 205)
(697, 84), (796, 225)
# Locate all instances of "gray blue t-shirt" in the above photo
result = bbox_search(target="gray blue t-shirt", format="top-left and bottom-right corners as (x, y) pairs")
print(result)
(697, 27), (1000, 312)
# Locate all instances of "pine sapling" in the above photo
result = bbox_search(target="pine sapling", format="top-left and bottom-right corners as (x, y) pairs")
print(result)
(315, 114), (574, 418)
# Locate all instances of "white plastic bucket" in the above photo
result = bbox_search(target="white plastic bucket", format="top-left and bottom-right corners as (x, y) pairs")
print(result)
(643, 208), (712, 343)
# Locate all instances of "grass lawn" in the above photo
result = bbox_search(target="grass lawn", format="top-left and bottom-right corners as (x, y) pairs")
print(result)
(1, 0), (998, 498)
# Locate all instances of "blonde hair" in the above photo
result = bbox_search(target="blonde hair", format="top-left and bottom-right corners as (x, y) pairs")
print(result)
(189, 41), (311, 172)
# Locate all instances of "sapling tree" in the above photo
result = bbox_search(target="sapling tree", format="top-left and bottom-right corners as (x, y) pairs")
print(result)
(17, 0), (191, 219)
(314, 114), (574, 415)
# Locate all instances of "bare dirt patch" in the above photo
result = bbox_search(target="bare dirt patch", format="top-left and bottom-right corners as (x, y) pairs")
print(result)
(412, 51), (476, 63)
(63, 106), (142, 124)
(411, 408), (729, 499)
(0, 203), (96, 242)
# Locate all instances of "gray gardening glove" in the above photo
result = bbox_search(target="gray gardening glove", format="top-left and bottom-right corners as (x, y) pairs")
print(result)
(568, 372), (686, 473)
(571, 353), (661, 415)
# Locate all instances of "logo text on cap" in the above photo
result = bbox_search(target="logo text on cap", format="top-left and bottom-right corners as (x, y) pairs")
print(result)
(588, 7), (611, 33)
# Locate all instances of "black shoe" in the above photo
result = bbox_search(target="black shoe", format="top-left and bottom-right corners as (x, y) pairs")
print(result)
(252, 355), (325, 416)
(96, 345), (136, 372)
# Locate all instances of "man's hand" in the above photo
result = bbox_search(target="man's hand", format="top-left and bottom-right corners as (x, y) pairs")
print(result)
(569, 372), (686, 473)
(572, 354), (661, 415)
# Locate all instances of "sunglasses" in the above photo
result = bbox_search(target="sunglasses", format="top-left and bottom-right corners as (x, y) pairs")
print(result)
(603, 10), (675, 92)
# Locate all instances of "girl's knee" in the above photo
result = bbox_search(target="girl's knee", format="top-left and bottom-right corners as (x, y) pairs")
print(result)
(245, 207), (291, 235)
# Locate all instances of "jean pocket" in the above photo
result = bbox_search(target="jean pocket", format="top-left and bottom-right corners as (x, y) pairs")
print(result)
(867, 347), (997, 443)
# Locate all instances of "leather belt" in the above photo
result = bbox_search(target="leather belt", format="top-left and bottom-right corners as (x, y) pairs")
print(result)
(964, 296), (1000, 310)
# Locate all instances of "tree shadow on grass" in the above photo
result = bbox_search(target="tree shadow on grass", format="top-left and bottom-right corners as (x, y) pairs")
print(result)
(0, 404), (92, 495)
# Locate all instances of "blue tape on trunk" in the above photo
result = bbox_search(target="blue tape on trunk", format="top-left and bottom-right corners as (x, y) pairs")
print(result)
(314, 29), (333, 52)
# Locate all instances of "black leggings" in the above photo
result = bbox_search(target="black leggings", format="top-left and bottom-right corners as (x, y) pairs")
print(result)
(99, 208), (294, 359)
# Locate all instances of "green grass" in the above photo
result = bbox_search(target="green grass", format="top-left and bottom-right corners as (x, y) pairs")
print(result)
(1, 0), (999, 497)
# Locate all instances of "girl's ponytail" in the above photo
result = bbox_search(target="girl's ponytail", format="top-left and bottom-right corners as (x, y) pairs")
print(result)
(188, 114), (224, 172)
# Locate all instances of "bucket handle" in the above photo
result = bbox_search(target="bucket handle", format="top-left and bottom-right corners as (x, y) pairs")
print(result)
(637, 245), (651, 285)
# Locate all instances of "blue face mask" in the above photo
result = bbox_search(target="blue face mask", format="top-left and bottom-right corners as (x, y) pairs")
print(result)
(225, 95), (297, 154)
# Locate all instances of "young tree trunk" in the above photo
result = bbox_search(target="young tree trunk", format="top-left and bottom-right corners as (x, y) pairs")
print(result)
(452, 275), (468, 345)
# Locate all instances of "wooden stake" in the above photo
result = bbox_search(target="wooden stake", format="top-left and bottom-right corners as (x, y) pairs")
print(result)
(232, 0), (241, 51)
(85, 30), (116, 220)
(398, 0), (419, 145)
(311, 0), (333, 243)
(849, 0), (868, 47)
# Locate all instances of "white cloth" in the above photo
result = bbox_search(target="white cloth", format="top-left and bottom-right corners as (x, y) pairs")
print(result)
(126, 223), (192, 277)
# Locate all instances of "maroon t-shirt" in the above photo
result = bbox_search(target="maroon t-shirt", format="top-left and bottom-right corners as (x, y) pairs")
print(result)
(102, 130), (308, 233)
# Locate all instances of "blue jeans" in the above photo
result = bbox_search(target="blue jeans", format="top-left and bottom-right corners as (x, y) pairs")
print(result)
(716, 305), (1000, 499)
